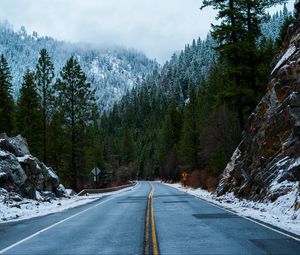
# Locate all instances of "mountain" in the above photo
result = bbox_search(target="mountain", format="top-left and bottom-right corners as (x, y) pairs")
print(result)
(0, 21), (157, 111)
(216, 6), (300, 209)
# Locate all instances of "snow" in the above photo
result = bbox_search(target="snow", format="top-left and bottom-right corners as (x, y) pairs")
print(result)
(271, 45), (297, 75)
(0, 173), (6, 178)
(222, 148), (240, 179)
(35, 190), (43, 201)
(0, 150), (9, 157)
(47, 168), (58, 179)
(288, 157), (300, 171)
(0, 185), (135, 223)
(65, 189), (75, 196)
(276, 156), (290, 168)
(17, 155), (32, 163)
(165, 182), (300, 235)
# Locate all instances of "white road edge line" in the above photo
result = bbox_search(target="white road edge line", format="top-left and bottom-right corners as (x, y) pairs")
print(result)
(162, 182), (300, 242)
(0, 182), (139, 254)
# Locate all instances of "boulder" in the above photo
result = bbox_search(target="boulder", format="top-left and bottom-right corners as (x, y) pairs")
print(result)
(0, 134), (65, 200)
(40, 191), (57, 200)
(0, 134), (30, 157)
(0, 150), (27, 187)
(45, 167), (60, 189)
(55, 184), (66, 197)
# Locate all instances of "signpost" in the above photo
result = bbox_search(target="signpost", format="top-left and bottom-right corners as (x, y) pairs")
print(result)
(91, 167), (101, 188)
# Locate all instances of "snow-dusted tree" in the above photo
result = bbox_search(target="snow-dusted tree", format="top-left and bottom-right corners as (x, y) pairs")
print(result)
(16, 70), (42, 157)
(55, 56), (97, 190)
(201, 0), (287, 130)
(36, 48), (55, 164)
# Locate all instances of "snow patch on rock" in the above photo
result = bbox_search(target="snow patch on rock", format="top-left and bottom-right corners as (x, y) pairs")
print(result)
(271, 45), (297, 75)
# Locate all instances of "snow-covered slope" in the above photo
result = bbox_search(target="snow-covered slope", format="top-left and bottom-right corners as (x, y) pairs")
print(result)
(0, 22), (157, 112)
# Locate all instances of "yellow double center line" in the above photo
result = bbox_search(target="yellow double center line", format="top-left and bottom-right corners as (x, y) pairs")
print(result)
(144, 183), (159, 255)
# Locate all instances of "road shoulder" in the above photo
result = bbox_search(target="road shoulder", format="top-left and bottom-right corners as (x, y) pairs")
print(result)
(162, 182), (300, 240)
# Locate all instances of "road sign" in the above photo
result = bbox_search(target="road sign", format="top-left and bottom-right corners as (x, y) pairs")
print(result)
(91, 167), (101, 176)
(181, 172), (188, 187)
(181, 172), (188, 181)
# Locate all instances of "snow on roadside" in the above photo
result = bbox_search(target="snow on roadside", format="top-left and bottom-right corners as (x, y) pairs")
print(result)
(0, 185), (135, 223)
(164, 182), (300, 236)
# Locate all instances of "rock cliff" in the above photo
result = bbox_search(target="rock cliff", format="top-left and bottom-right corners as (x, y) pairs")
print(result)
(0, 133), (66, 201)
(217, 3), (300, 209)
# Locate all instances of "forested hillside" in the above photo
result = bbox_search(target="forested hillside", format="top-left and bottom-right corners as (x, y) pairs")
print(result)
(0, 4), (293, 191)
(0, 21), (157, 111)
(101, 4), (293, 188)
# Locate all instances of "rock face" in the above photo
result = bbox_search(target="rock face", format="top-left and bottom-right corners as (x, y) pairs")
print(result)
(217, 4), (300, 206)
(0, 134), (65, 200)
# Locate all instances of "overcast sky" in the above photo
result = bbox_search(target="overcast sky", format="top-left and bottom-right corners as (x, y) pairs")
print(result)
(0, 0), (295, 63)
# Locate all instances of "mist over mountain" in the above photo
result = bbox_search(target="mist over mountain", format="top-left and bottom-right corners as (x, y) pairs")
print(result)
(0, 21), (158, 111)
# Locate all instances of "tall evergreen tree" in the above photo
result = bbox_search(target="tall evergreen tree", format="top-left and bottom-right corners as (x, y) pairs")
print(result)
(36, 48), (55, 164)
(241, 0), (287, 96)
(201, 0), (287, 130)
(121, 128), (135, 165)
(159, 101), (182, 161)
(47, 111), (67, 179)
(16, 70), (42, 156)
(179, 88), (198, 171)
(276, 12), (295, 47)
(55, 56), (97, 190)
(0, 54), (14, 134)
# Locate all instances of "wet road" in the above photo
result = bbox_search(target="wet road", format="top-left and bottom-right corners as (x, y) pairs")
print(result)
(152, 182), (300, 255)
(0, 182), (149, 255)
(0, 181), (300, 255)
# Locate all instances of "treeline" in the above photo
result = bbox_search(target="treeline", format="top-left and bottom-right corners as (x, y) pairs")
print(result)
(101, 1), (293, 190)
(0, 49), (104, 191)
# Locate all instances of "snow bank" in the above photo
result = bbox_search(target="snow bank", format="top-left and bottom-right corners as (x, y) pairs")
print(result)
(165, 182), (300, 236)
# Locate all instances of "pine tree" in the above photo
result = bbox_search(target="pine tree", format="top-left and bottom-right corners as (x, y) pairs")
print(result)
(0, 54), (14, 134)
(276, 13), (295, 47)
(85, 127), (105, 173)
(121, 128), (135, 164)
(201, 0), (287, 130)
(55, 56), (97, 190)
(179, 88), (198, 171)
(16, 70), (42, 156)
(240, 0), (287, 95)
(47, 111), (69, 185)
(159, 101), (182, 161)
(36, 48), (55, 164)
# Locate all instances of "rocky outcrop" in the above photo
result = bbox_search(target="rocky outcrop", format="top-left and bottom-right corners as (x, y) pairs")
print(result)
(217, 3), (300, 207)
(0, 133), (66, 200)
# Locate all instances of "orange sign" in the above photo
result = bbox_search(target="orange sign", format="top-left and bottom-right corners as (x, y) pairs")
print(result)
(181, 172), (188, 181)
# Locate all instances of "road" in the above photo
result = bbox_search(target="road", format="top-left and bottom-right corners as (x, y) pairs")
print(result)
(0, 181), (299, 255)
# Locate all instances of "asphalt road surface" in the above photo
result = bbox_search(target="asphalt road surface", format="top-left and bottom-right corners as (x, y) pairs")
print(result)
(0, 181), (299, 255)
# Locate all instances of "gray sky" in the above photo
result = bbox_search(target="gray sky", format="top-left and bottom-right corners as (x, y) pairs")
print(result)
(0, 0), (295, 63)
